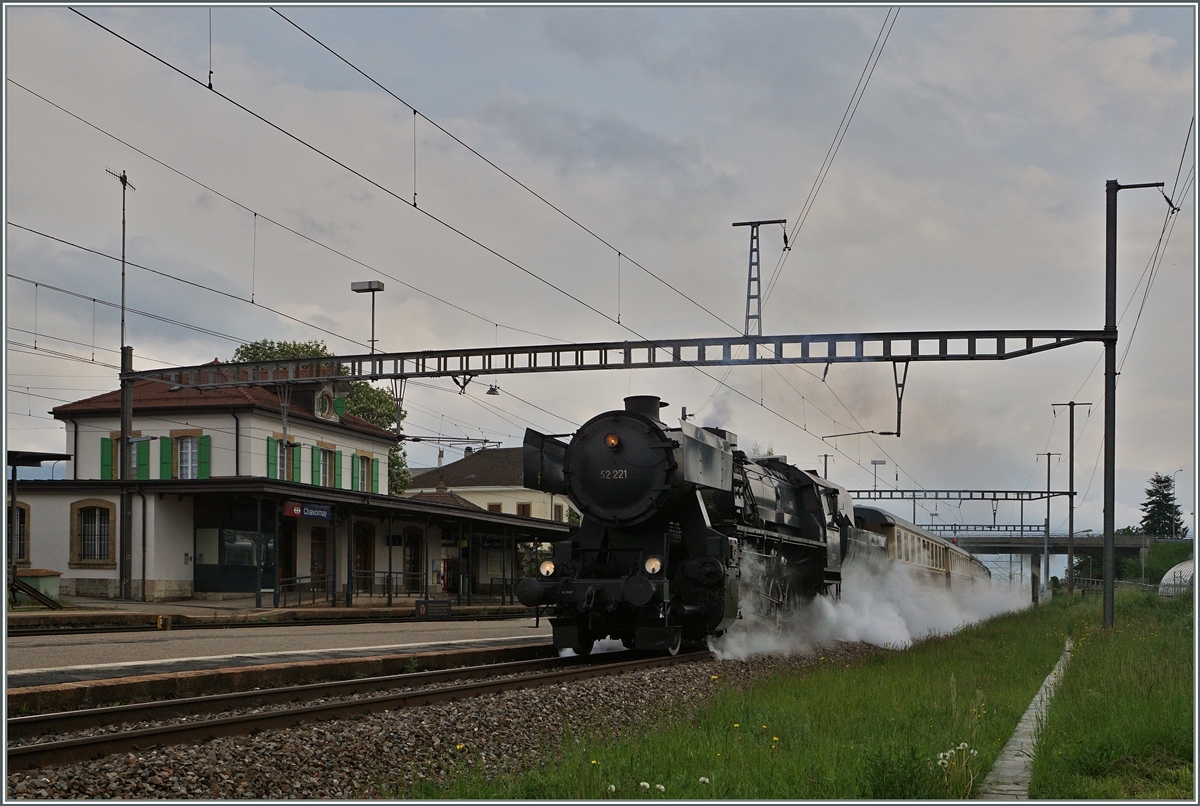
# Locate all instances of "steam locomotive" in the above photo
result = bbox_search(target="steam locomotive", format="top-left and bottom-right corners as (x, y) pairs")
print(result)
(515, 395), (896, 654)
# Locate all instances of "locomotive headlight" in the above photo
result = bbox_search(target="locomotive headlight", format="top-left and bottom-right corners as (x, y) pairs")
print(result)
(644, 555), (664, 575)
(604, 432), (620, 449)
(538, 560), (556, 577)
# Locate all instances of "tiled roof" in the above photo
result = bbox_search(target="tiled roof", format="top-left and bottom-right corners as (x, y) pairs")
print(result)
(407, 491), (484, 510)
(51, 379), (398, 442)
(409, 447), (523, 489)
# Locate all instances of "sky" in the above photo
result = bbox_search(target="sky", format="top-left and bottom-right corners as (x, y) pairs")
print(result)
(4, 5), (1197, 557)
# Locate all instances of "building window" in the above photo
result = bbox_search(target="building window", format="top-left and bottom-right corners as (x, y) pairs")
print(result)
(358, 455), (372, 492)
(277, 441), (293, 481)
(487, 503), (503, 513)
(516, 503), (532, 517)
(554, 504), (564, 522)
(80, 507), (110, 560)
(319, 449), (334, 487)
(70, 500), (116, 567)
(179, 436), (199, 479)
(7, 504), (29, 565)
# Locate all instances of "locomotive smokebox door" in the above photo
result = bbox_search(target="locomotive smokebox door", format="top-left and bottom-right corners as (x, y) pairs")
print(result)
(564, 408), (678, 527)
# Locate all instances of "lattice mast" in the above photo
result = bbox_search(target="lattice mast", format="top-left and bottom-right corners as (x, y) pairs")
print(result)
(732, 219), (786, 336)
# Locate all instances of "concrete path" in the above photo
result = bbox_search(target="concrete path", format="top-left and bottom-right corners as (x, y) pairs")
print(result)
(977, 637), (1074, 800)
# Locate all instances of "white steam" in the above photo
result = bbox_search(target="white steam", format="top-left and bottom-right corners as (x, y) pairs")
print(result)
(709, 553), (1031, 660)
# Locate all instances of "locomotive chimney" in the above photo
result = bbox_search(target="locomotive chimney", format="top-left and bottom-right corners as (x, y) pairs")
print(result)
(624, 395), (668, 424)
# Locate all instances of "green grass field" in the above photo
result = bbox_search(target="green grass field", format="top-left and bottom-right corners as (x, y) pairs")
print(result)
(1030, 589), (1193, 799)
(387, 590), (1192, 799)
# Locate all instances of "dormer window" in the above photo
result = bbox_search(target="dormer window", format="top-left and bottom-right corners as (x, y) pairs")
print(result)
(316, 390), (335, 419)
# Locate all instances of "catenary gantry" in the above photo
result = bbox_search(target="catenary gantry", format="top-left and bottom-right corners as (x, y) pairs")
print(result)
(127, 328), (1108, 388)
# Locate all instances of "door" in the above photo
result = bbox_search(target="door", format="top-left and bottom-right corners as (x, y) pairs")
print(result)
(279, 520), (297, 590)
(404, 526), (423, 592)
(310, 526), (327, 589)
(354, 522), (375, 593)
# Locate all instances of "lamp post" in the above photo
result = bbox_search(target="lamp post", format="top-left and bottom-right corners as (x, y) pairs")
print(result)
(351, 281), (385, 354)
(871, 459), (886, 491)
(1171, 469), (1184, 539)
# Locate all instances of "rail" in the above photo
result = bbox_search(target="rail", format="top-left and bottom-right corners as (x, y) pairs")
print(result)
(7, 650), (710, 770)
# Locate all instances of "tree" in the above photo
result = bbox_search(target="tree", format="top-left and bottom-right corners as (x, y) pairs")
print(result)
(229, 339), (411, 494)
(1138, 472), (1188, 539)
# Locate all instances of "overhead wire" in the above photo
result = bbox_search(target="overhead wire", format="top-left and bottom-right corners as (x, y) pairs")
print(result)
(63, 6), (969, 495)
(6, 79), (563, 344)
(268, 7), (737, 335)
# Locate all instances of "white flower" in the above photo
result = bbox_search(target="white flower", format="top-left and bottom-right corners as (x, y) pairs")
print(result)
(640, 782), (650, 789)
(607, 785), (616, 792)
(948, 749), (956, 758)
(958, 742), (969, 751)
(699, 777), (710, 784)
(938, 759), (949, 769)
(656, 784), (665, 792)
(970, 749), (978, 757)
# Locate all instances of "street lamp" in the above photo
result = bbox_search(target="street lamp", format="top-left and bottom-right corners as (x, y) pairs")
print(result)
(871, 459), (886, 491)
(351, 281), (385, 354)
(1171, 469), (1184, 539)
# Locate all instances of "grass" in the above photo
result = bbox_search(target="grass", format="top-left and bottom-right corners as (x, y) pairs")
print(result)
(392, 602), (1078, 799)
(1030, 589), (1193, 799)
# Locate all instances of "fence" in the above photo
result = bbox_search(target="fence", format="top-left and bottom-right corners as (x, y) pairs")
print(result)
(275, 571), (428, 607)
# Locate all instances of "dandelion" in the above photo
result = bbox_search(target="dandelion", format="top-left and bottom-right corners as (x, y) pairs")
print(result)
(733, 723), (739, 728)
(958, 742), (969, 751)
(699, 777), (710, 784)
(591, 760), (598, 765)
(455, 743), (464, 751)
(970, 749), (978, 757)
(607, 785), (616, 793)
(711, 675), (719, 680)
(773, 737), (779, 742)
(640, 782), (650, 789)
(656, 784), (665, 792)
(938, 759), (949, 769)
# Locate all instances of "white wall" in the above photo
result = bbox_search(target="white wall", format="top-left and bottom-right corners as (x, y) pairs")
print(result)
(66, 410), (394, 493)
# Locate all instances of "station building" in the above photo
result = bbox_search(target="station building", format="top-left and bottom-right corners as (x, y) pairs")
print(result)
(10, 378), (568, 602)
(407, 447), (577, 523)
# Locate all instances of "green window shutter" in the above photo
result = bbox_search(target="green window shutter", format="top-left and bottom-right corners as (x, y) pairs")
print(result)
(198, 435), (212, 479)
(292, 445), (302, 482)
(351, 454), (359, 491)
(311, 445), (320, 485)
(334, 451), (343, 488)
(266, 436), (277, 479)
(100, 437), (113, 480)
(333, 396), (346, 418)
(136, 440), (150, 480)
(159, 436), (173, 479)
(372, 457), (380, 494)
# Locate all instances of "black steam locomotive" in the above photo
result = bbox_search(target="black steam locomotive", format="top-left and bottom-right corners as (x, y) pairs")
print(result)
(515, 395), (887, 655)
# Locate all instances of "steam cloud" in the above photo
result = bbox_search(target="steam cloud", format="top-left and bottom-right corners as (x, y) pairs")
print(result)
(709, 552), (1031, 660)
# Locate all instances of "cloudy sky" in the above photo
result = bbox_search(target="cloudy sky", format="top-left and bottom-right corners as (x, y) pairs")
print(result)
(5, 5), (1196, 547)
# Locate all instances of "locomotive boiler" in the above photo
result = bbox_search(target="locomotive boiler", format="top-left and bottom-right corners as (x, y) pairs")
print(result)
(516, 395), (879, 655)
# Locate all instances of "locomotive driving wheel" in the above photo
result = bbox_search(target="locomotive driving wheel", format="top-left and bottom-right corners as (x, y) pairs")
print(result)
(775, 580), (800, 633)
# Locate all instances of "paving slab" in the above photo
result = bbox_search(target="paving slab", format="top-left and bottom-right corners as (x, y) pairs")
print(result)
(977, 637), (1074, 800)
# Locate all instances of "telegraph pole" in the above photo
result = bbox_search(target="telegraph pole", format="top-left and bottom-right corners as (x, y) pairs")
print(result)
(732, 219), (786, 336)
(1104, 180), (1171, 628)
(108, 168), (135, 600)
(1040, 452), (1060, 602)
(1053, 401), (1090, 596)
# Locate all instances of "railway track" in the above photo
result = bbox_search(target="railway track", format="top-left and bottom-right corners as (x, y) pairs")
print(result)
(8, 649), (710, 771)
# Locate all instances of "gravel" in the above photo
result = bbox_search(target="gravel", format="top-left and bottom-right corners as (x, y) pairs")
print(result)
(7, 641), (883, 799)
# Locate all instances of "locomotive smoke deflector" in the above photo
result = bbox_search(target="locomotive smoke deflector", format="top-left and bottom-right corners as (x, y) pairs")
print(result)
(522, 428), (569, 494)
